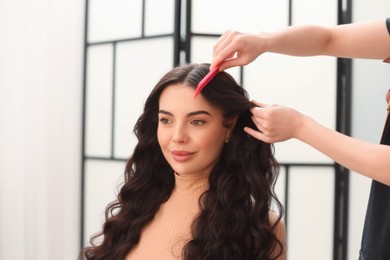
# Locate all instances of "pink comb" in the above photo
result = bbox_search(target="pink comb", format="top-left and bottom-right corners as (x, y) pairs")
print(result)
(194, 64), (222, 98)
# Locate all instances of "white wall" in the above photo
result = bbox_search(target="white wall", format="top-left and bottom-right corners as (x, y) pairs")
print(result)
(0, 1), (84, 260)
(348, 1), (390, 259)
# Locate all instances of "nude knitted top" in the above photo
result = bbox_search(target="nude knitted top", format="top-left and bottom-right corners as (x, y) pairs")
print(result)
(125, 172), (208, 260)
(125, 172), (286, 260)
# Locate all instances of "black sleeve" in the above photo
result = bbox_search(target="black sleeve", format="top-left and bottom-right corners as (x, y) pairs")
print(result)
(386, 17), (390, 35)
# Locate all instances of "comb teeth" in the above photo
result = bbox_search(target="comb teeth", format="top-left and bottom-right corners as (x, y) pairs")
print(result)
(194, 65), (221, 97)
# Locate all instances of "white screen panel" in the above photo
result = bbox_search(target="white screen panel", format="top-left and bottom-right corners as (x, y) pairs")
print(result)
(287, 167), (334, 260)
(114, 38), (174, 158)
(244, 54), (337, 163)
(191, 37), (241, 82)
(83, 159), (126, 245)
(85, 44), (113, 157)
(192, 0), (289, 34)
(88, 0), (143, 43)
(145, 0), (174, 36)
(292, 0), (337, 25)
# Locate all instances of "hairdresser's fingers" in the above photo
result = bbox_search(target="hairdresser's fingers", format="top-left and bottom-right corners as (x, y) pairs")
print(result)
(244, 127), (273, 144)
(213, 31), (253, 70)
(213, 29), (232, 53)
(250, 105), (271, 121)
(218, 56), (250, 71)
(250, 112), (267, 133)
(212, 30), (235, 68)
(251, 115), (279, 141)
(251, 115), (265, 132)
(218, 48), (259, 71)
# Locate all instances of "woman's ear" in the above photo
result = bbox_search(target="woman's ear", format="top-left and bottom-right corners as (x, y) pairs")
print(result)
(225, 116), (238, 143)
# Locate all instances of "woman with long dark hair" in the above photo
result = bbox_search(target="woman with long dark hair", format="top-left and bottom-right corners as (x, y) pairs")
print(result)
(81, 63), (286, 260)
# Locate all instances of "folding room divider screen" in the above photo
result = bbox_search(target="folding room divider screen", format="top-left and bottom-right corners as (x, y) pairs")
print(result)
(81, 0), (351, 259)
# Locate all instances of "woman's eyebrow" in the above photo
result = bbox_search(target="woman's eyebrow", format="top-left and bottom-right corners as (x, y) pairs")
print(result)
(187, 110), (211, 117)
(158, 110), (173, 116)
(158, 110), (211, 117)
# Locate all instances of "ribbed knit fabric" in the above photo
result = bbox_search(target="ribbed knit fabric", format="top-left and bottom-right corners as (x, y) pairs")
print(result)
(125, 172), (209, 260)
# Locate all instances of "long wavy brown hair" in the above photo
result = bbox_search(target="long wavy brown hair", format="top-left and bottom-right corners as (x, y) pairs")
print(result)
(81, 63), (284, 260)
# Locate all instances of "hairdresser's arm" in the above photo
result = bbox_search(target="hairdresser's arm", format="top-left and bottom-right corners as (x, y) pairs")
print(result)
(212, 20), (390, 71)
(244, 103), (390, 186)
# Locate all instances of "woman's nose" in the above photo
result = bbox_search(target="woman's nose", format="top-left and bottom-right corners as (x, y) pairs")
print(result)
(172, 124), (188, 144)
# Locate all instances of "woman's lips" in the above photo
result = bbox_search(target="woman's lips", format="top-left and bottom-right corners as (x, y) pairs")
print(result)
(171, 150), (195, 162)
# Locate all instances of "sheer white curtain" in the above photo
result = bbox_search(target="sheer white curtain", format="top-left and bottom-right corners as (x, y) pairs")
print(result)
(0, 1), (84, 259)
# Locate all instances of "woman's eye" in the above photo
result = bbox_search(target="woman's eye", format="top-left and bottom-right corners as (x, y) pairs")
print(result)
(159, 118), (172, 125)
(192, 119), (205, 126)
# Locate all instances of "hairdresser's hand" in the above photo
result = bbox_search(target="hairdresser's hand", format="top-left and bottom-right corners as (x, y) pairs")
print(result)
(386, 89), (390, 111)
(244, 101), (304, 143)
(211, 30), (267, 71)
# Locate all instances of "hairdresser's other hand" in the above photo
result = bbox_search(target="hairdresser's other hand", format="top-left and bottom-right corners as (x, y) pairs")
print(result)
(386, 89), (390, 111)
(244, 101), (304, 143)
(211, 30), (267, 71)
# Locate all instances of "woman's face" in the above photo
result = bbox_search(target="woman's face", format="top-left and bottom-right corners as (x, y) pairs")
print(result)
(157, 83), (233, 177)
